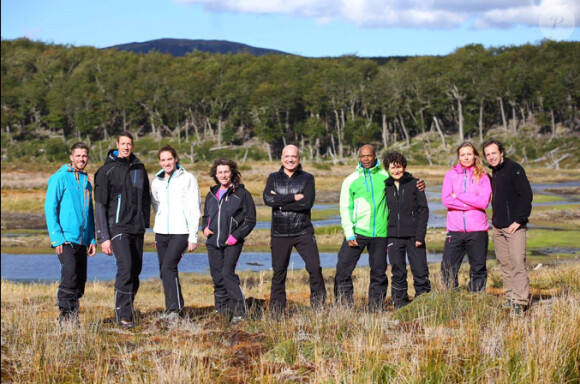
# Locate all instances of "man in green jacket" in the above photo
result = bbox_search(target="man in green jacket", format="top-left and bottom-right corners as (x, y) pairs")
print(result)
(334, 145), (425, 311)
(334, 145), (391, 311)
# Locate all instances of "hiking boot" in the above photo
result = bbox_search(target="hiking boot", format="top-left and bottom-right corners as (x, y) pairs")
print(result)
(505, 301), (529, 316)
(511, 303), (530, 316)
(58, 313), (79, 327)
(161, 311), (182, 322)
(394, 300), (411, 310)
(119, 318), (136, 329)
(230, 315), (245, 325)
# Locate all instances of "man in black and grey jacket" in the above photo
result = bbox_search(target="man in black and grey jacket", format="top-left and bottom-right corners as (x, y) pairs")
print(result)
(263, 145), (326, 316)
(383, 152), (431, 309)
(94, 132), (150, 329)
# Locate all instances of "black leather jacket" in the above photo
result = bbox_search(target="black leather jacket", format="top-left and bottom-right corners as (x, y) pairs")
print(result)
(263, 165), (315, 237)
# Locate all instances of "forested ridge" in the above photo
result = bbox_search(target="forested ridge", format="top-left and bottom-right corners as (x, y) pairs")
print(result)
(1, 38), (579, 166)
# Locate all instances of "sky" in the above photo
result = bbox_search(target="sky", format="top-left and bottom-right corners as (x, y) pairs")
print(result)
(1, 0), (579, 57)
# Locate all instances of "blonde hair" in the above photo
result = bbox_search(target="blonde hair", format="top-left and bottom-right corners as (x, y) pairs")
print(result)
(457, 142), (485, 183)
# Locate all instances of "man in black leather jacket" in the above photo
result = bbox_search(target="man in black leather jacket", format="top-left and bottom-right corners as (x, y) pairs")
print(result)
(263, 145), (327, 316)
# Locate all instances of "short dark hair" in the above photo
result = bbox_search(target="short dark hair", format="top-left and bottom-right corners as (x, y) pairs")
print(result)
(117, 131), (134, 143)
(383, 151), (407, 169)
(210, 158), (241, 185)
(158, 145), (180, 165)
(70, 142), (89, 155)
(482, 138), (504, 155)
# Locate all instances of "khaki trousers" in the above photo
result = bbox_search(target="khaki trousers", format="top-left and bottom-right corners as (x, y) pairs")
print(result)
(492, 226), (530, 305)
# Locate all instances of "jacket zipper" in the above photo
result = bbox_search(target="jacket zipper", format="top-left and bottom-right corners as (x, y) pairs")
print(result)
(116, 194), (122, 223)
(395, 184), (401, 237)
(80, 173), (88, 244)
(368, 170), (377, 237)
(166, 172), (175, 233)
(217, 192), (224, 246)
(462, 169), (467, 232)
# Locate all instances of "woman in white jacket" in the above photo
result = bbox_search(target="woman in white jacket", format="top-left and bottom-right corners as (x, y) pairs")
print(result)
(151, 145), (201, 317)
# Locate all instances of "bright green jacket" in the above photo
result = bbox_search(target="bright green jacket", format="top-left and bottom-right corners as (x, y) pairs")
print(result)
(340, 160), (390, 239)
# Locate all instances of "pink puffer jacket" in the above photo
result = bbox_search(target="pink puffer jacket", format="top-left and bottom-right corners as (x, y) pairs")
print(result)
(441, 164), (491, 232)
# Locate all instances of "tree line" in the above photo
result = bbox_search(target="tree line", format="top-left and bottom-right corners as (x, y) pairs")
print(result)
(1, 38), (578, 160)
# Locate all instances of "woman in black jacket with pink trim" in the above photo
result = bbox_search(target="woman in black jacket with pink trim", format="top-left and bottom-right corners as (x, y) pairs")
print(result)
(202, 158), (256, 323)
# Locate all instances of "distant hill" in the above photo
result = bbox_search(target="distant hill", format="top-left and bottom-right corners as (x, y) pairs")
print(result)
(105, 38), (291, 56)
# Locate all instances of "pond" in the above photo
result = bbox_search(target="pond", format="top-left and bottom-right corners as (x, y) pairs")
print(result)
(0, 251), (443, 283)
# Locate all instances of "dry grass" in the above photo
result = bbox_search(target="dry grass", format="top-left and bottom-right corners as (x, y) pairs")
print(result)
(1, 261), (579, 383)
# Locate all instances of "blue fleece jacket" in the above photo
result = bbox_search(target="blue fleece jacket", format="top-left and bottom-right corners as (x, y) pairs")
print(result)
(45, 164), (96, 247)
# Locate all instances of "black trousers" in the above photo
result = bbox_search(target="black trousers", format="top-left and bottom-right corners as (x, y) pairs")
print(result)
(112, 233), (144, 322)
(269, 233), (327, 312)
(207, 243), (246, 317)
(387, 237), (431, 306)
(155, 233), (188, 313)
(57, 243), (88, 313)
(334, 235), (388, 310)
(441, 230), (489, 291)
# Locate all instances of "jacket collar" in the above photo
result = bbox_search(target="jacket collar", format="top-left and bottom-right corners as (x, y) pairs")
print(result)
(385, 172), (414, 186)
(453, 163), (474, 174)
(155, 164), (184, 179)
(488, 157), (508, 171)
(356, 159), (381, 174)
(278, 164), (303, 178)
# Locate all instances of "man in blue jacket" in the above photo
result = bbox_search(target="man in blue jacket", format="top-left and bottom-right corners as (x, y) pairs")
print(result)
(45, 142), (97, 326)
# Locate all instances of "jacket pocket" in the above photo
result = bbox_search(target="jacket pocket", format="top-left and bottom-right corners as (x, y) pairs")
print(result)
(229, 216), (239, 235)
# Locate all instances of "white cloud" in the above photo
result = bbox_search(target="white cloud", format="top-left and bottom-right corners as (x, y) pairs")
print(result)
(176, 0), (580, 29)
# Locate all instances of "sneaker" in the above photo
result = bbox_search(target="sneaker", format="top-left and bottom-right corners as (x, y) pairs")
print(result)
(119, 318), (136, 329)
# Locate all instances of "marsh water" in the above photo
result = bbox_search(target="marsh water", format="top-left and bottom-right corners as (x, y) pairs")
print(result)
(1, 182), (577, 282)
(1, 251), (444, 283)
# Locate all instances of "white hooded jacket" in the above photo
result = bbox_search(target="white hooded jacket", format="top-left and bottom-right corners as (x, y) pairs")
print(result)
(151, 165), (201, 243)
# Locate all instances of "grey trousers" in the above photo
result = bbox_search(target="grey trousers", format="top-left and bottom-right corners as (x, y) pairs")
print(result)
(492, 226), (530, 305)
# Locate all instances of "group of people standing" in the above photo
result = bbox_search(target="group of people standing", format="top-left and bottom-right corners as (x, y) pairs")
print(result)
(45, 132), (533, 329)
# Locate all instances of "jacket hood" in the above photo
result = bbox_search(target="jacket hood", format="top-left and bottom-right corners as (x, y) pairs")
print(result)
(105, 149), (139, 165)
(385, 171), (414, 186)
(57, 164), (88, 175)
(452, 163), (474, 175)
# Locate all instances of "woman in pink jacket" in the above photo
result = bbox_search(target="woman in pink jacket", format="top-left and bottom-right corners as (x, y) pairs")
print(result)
(441, 142), (491, 291)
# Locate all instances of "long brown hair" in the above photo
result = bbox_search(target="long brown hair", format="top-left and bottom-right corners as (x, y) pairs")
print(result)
(457, 142), (484, 183)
